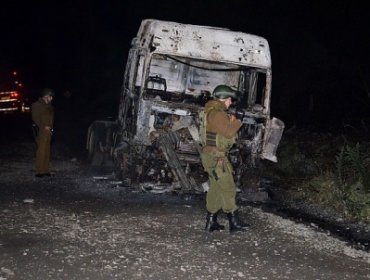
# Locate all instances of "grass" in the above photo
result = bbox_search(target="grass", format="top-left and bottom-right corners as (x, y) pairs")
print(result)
(267, 129), (370, 222)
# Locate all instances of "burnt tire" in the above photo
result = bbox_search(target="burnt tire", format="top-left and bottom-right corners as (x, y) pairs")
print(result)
(87, 123), (106, 166)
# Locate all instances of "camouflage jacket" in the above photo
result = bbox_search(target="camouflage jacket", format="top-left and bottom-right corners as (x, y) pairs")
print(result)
(202, 99), (242, 153)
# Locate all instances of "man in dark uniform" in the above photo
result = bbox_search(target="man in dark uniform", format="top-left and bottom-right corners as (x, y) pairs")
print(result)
(31, 88), (55, 177)
(201, 85), (250, 233)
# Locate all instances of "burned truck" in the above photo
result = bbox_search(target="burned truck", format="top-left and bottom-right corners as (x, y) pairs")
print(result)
(87, 19), (284, 193)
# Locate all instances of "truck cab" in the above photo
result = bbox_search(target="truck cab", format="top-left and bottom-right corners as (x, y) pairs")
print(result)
(87, 19), (284, 192)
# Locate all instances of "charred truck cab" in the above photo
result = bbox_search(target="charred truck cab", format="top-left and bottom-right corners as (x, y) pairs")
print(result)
(87, 19), (284, 192)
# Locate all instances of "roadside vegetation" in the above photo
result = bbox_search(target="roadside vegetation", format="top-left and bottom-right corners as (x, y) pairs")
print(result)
(266, 127), (370, 222)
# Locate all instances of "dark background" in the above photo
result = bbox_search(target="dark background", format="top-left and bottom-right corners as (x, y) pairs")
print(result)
(1, 0), (370, 130)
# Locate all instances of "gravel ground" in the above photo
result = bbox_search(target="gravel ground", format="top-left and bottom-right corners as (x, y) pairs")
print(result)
(0, 141), (370, 280)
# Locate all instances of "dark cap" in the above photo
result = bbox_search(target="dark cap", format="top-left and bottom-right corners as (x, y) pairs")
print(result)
(41, 88), (55, 97)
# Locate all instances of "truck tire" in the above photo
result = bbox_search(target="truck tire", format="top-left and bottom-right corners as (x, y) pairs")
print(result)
(87, 123), (105, 166)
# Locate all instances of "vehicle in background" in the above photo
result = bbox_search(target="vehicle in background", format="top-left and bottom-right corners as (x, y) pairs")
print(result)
(87, 19), (284, 193)
(0, 70), (29, 113)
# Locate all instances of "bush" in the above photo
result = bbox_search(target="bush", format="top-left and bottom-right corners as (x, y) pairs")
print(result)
(335, 143), (370, 219)
(268, 131), (370, 221)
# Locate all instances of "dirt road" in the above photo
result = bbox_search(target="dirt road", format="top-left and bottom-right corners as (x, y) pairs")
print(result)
(0, 139), (370, 279)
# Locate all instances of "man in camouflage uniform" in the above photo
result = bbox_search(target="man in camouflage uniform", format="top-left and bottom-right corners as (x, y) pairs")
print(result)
(202, 85), (250, 233)
(31, 88), (55, 177)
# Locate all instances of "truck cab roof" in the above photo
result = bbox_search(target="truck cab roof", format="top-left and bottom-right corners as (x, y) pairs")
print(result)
(135, 19), (271, 69)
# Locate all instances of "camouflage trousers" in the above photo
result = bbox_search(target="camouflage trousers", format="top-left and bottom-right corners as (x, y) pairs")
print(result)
(201, 152), (237, 214)
(35, 130), (51, 174)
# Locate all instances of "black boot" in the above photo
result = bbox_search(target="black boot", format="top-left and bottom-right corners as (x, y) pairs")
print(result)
(227, 210), (250, 232)
(205, 212), (225, 232)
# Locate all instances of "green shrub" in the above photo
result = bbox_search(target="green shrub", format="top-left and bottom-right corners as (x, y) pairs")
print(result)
(266, 132), (370, 221)
(334, 143), (370, 219)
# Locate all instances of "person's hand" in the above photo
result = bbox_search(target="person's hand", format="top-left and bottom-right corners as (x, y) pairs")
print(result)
(44, 126), (53, 134)
(229, 114), (236, 122)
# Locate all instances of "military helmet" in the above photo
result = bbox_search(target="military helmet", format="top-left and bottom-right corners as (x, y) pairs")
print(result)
(212, 85), (237, 100)
(41, 88), (55, 97)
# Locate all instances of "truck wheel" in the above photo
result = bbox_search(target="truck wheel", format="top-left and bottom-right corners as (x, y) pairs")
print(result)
(87, 124), (105, 166)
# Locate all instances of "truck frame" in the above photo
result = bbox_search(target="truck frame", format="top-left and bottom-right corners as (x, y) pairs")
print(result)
(87, 19), (284, 193)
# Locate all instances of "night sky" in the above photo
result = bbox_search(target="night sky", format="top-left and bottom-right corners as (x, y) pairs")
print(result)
(1, 0), (369, 129)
